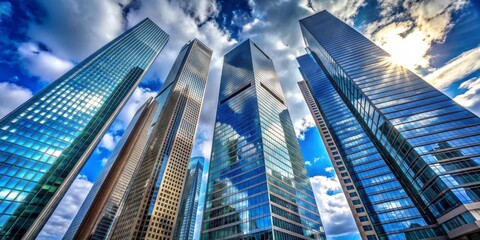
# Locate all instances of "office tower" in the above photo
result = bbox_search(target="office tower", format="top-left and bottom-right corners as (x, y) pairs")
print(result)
(173, 156), (204, 240)
(202, 39), (325, 240)
(63, 97), (158, 239)
(298, 10), (480, 239)
(0, 19), (168, 239)
(110, 39), (212, 240)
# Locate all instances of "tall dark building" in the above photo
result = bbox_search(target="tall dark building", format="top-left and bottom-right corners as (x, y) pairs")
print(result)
(298, 10), (480, 239)
(202, 39), (325, 240)
(110, 39), (212, 240)
(173, 156), (204, 240)
(63, 97), (158, 240)
(0, 19), (168, 239)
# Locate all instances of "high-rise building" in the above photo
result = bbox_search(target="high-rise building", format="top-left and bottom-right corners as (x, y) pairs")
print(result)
(110, 39), (212, 240)
(298, 10), (480, 239)
(63, 97), (158, 240)
(173, 156), (204, 240)
(202, 39), (325, 240)
(0, 19), (168, 239)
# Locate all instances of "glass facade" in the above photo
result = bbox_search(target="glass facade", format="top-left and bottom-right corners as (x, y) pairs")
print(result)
(111, 39), (212, 240)
(202, 39), (325, 240)
(63, 97), (158, 240)
(298, 79), (378, 239)
(0, 18), (168, 239)
(298, 10), (480, 239)
(174, 156), (204, 240)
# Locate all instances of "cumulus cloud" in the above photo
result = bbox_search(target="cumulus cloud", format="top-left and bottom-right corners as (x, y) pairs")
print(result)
(26, 0), (129, 61)
(295, 114), (316, 140)
(97, 87), (157, 152)
(237, 0), (366, 142)
(454, 77), (480, 116)
(425, 46), (480, 90)
(364, 0), (468, 73)
(192, 126), (215, 160)
(0, 82), (33, 118)
(310, 174), (358, 237)
(37, 175), (94, 240)
(98, 133), (120, 151)
(111, 87), (157, 132)
(17, 42), (74, 82)
(124, 0), (238, 164)
(306, 0), (366, 24)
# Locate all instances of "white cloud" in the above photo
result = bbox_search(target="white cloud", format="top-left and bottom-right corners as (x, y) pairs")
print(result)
(454, 77), (480, 116)
(124, 0), (238, 166)
(111, 87), (157, 132)
(15, 1), (391, 240)
(295, 114), (316, 140)
(325, 166), (334, 172)
(19, 1), (477, 240)
(425, 46), (480, 90)
(364, 0), (469, 74)
(98, 87), (157, 152)
(17, 42), (74, 82)
(26, 0), (129, 61)
(0, 1), (12, 21)
(37, 175), (94, 240)
(0, 82), (33, 119)
(99, 133), (118, 151)
(238, 0), (365, 142)
(310, 175), (358, 237)
(307, 0), (366, 25)
(192, 126), (214, 160)
(101, 158), (109, 167)
(175, 0), (219, 24)
(305, 161), (312, 166)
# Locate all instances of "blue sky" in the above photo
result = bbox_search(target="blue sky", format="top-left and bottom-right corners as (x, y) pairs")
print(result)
(0, 0), (479, 239)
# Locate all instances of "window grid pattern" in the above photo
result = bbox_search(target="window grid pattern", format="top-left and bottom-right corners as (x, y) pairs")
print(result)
(110, 39), (211, 240)
(64, 97), (159, 239)
(300, 10), (480, 238)
(173, 157), (204, 240)
(297, 54), (442, 239)
(298, 80), (377, 239)
(0, 19), (168, 239)
(202, 40), (325, 240)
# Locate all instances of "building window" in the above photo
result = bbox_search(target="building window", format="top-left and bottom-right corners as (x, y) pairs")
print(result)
(363, 225), (373, 231)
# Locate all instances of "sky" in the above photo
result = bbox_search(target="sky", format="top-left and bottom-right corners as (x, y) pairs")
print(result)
(0, 0), (479, 239)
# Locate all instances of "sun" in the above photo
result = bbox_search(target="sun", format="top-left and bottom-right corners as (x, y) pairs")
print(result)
(374, 27), (430, 72)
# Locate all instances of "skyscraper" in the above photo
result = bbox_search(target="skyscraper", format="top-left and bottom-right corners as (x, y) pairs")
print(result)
(173, 156), (204, 240)
(0, 19), (168, 239)
(63, 97), (158, 240)
(110, 39), (212, 240)
(298, 10), (480, 239)
(202, 39), (325, 240)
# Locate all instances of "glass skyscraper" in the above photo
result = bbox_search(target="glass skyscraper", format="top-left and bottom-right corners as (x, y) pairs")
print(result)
(174, 156), (204, 240)
(63, 97), (158, 240)
(298, 10), (480, 239)
(202, 39), (325, 240)
(0, 18), (168, 239)
(110, 39), (212, 240)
